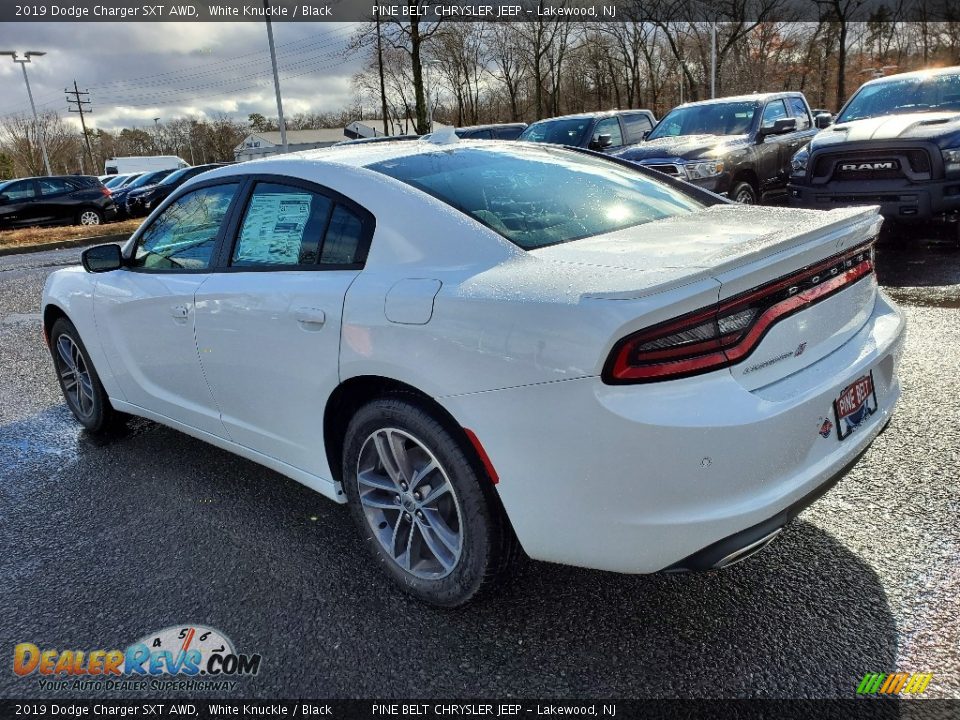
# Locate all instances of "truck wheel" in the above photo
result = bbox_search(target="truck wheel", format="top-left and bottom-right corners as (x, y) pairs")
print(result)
(731, 181), (758, 205)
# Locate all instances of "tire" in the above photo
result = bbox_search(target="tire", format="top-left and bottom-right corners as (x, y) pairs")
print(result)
(49, 317), (118, 434)
(342, 396), (516, 606)
(731, 181), (758, 205)
(77, 208), (103, 226)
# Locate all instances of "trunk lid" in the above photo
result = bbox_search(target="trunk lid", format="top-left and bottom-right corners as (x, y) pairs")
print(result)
(531, 204), (882, 388)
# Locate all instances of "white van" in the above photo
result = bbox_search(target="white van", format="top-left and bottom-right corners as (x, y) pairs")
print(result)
(104, 156), (189, 175)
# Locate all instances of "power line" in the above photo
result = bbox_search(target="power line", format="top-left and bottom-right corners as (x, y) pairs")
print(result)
(65, 79), (95, 172)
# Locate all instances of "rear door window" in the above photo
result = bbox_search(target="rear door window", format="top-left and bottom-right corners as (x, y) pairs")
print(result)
(789, 97), (812, 130)
(622, 114), (653, 144)
(232, 182), (333, 267)
(38, 178), (76, 196)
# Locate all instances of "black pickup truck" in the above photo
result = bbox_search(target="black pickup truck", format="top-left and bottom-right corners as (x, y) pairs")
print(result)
(788, 67), (960, 230)
(614, 92), (827, 204)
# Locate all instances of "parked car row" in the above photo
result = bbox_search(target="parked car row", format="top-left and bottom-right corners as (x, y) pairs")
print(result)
(0, 162), (229, 231)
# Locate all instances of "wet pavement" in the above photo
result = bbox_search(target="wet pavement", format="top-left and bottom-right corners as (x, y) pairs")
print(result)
(0, 232), (958, 700)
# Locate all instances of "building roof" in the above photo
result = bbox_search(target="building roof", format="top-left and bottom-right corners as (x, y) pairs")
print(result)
(236, 128), (346, 151)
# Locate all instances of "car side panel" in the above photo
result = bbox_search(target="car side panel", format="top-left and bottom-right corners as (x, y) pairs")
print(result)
(42, 267), (127, 403)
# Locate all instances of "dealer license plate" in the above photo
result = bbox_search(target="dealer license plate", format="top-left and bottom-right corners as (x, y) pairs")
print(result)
(833, 371), (878, 441)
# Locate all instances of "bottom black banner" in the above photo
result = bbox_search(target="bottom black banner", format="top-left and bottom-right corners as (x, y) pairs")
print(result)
(1, 700), (959, 720)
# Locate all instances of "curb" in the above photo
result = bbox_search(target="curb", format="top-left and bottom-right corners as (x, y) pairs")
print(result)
(0, 233), (129, 258)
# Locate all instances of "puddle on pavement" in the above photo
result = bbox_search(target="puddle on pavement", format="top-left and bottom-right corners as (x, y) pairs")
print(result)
(884, 287), (960, 309)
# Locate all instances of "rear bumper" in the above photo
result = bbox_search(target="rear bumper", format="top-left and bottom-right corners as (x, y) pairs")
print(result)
(788, 178), (960, 220)
(443, 290), (906, 574)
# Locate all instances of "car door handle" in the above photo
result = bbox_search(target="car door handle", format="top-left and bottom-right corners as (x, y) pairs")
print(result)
(170, 304), (189, 319)
(293, 307), (326, 327)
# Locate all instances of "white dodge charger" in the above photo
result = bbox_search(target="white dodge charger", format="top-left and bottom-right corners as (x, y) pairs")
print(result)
(42, 137), (905, 606)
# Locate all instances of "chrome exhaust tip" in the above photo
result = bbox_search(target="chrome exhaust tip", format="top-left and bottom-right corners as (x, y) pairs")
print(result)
(713, 527), (783, 569)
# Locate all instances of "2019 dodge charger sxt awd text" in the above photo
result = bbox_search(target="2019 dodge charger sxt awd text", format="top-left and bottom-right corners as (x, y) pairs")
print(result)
(43, 137), (904, 606)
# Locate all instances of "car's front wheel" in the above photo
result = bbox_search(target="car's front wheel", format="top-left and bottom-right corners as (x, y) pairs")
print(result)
(49, 317), (117, 433)
(342, 397), (515, 606)
(731, 181), (758, 205)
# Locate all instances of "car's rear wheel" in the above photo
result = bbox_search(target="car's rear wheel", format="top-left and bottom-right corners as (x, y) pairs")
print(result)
(77, 208), (103, 226)
(731, 181), (758, 205)
(342, 397), (515, 606)
(50, 317), (117, 433)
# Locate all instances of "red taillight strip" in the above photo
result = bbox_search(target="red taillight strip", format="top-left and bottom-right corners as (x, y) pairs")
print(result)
(723, 259), (873, 363)
(604, 244), (875, 383)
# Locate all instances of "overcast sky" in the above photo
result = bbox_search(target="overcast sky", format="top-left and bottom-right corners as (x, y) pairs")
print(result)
(0, 22), (365, 132)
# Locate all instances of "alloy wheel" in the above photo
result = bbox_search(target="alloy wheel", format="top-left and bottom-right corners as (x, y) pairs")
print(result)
(55, 334), (95, 419)
(356, 428), (464, 579)
(79, 210), (101, 225)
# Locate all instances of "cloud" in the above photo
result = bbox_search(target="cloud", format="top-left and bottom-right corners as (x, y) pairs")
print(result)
(0, 21), (364, 130)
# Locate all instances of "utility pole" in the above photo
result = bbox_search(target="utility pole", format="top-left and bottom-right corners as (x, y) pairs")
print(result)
(264, 0), (288, 153)
(1, 51), (52, 176)
(66, 80), (96, 173)
(376, 17), (389, 136)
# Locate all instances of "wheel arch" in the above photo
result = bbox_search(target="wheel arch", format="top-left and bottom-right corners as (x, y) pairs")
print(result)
(731, 167), (759, 192)
(323, 374), (512, 528)
(42, 302), (70, 347)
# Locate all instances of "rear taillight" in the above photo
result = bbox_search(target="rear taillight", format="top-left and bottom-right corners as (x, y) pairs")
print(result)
(100, 186), (111, 196)
(603, 243), (875, 384)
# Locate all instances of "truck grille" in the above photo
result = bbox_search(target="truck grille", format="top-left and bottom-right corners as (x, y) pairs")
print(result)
(813, 149), (931, 181)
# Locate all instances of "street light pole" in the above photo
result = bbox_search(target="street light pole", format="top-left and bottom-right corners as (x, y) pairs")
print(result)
(264, 0), (288, 153)
(710, 23), (717, 99)
(422, 59), (440, 133)
(1, 51), (52, 176)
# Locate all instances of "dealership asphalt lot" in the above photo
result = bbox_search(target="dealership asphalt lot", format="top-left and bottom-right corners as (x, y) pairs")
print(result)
(0, 231), (958, 700)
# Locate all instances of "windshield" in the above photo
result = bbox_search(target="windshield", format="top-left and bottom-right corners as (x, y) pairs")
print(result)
(127, 170), (174, 189)
(104, 175), (132, 188)
(838, 72), (960, 122)
(368, 146), (703, 250)
(518, 118), (592, 146)
(648, 101), (758, 139)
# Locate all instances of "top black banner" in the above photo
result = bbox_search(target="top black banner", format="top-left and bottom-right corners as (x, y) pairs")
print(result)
(3, 0), (960, 23)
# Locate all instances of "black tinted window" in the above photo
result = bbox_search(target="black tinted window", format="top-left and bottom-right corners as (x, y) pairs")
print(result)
(1, 180), (36, 200)
(38, 178), (75, 195)
(369, 146), (703, 250)
(132, 184), (238, 270)
(622, 114), (653, 144)
(321, 205), (364, 265)
(789, 98), (811, 130)
(233, 183), (333, 267)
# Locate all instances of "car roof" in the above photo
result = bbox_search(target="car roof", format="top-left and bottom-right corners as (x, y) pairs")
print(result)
(458, 123), (528, 131)
(528, 109), (653, 123)
(200, 139), (577, 179)
(858, 65), (960, 88)
(671, 92), (804, 110)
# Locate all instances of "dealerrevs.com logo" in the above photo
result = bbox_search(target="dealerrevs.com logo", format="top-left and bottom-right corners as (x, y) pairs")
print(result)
(13, 625), (262, 692)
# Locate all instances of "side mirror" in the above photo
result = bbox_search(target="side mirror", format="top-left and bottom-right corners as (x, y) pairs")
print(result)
(81, 243), (123, 273)
(590, 133), (613, 150)
(641, 130), (650, 140)
(814, 113), (834, 129)
(758, 117), (797, 140)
